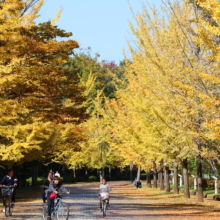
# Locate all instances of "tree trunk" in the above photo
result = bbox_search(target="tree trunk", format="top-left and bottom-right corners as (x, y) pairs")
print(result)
(197, 149), (203, 202)
(137, 166), (141, 180)
(116, 167), (120, 176)
(163, 166), (166, 184)
(160, 159), (164, 190)
(85, 166), (88, 181)
(183, 158), (190, 198)
(153, 160), (157, 188)
(31, 165), (38, 186)
(97, 168), (99, 179)
(147, 169), (151, 188)
(109, 165), (112, 179)
(62, 165), (66, 183)
(174, 161), (179, 194)
(165, 165), (170, 192)
(23, 163), (27, 187)
(73, 166), (76, 182)
(130, 162), (133, 183)
(120, 166), (123, 173)
(158, 171), (160, 184)
(100, 168), (104, 183)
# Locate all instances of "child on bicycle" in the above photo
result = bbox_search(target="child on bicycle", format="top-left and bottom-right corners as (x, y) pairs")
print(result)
(0, 169), (17, 212)
(45, 175), (69, 220)
(99, 178), (111, 211)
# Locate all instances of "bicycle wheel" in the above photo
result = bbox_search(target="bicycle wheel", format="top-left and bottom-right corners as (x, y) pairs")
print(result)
(9, 204), (13, 216)
(9, 198), (12, 216)
(42, 203), (49, 220)
(103, 201), (106, 217)
(4, 198), (9, 217)
(56, 202), (69, 220)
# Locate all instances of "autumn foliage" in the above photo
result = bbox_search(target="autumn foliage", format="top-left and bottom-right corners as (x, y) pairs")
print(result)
(2, 0), (220, 205)
(0, 0), (87, 165)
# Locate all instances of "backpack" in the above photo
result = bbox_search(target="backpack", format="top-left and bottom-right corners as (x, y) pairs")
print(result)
(49, 192), (57, 200)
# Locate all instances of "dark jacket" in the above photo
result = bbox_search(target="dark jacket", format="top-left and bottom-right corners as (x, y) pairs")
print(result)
(46, 181), (67, 194)
(0, 175), (18, 186)
(43, 179), (50, 191)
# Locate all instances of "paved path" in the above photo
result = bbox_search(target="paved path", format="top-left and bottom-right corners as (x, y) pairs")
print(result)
(0, 182), (219, 219)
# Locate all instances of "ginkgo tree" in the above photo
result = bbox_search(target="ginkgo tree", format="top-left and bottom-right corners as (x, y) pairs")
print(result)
(65, 80), (124, 182)
(104, 0), (220, 202)
(0, 0), (87, 167)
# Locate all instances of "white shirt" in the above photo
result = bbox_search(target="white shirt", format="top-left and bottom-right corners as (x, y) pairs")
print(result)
(100, 184), (111, 192)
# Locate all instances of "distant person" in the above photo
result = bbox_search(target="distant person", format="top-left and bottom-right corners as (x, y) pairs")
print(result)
(0, 169), (18, 212)
(42, 171), (53, 203)
(99, 178), (111, 211)
(46, 175), (69, 220)
(134, 178), (142, 189)
(48, 170), (54, 181)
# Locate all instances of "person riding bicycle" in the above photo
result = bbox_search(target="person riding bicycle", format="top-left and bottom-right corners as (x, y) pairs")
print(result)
(0, 169), (17, 212)
(42, 171), (54, 203)
(45, 175), (69, 220)
(99, 178), (111, 211)
(54, 171), (60, 178)
(134, 178), (142, 189)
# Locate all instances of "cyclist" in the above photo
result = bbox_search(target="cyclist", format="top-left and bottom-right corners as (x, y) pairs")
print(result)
(0, 169), (17, 212)
(45, 175), (69, 220)
(54, 171), (60, 178)
(134, 178), (142, 189)
(99, 178), (111, 211)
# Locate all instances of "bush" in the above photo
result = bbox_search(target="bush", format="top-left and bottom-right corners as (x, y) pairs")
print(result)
(88, 175), (97, 181)
(206, 179), (215, 189)
(189, 177), (215, 190)
(26, 177), (44, 186)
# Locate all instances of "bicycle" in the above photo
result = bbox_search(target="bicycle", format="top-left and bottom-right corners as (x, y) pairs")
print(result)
(42, 192), (69, 220)
(1, 185), (16, 217)
(99, 188), (109, 217)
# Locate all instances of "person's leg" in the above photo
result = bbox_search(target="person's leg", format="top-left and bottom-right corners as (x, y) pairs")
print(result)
(2, 198), (5, 212)
(100, 199), (102, 209)
(107, 195), (110, 204)
(43, 192), (46, 203)
(12, 189), (15, 204)
(52, 200), (54, 212)
(47, 194), (52, 217)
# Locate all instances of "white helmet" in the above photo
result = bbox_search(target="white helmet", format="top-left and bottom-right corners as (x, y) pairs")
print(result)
(54, 173), (60, 178)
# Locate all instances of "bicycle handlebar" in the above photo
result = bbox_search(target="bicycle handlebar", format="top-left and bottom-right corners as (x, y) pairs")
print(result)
(99, 188), (110, 193)
(2, 185), (16, 188)
(57, 191), (70, 195)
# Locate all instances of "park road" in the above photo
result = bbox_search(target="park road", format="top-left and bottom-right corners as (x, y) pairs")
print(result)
(0, 181), (219, 219)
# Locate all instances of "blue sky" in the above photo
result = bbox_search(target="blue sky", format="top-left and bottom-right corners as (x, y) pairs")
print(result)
(37, 0), (163, 64)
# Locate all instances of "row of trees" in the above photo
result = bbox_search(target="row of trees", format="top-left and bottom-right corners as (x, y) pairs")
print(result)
(0, 0), (127, 183)
(1, 0), (220, 203)
(0, 0), (88, 168)
(65, 0), (220, 203)
(103, 0), (220, 202)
